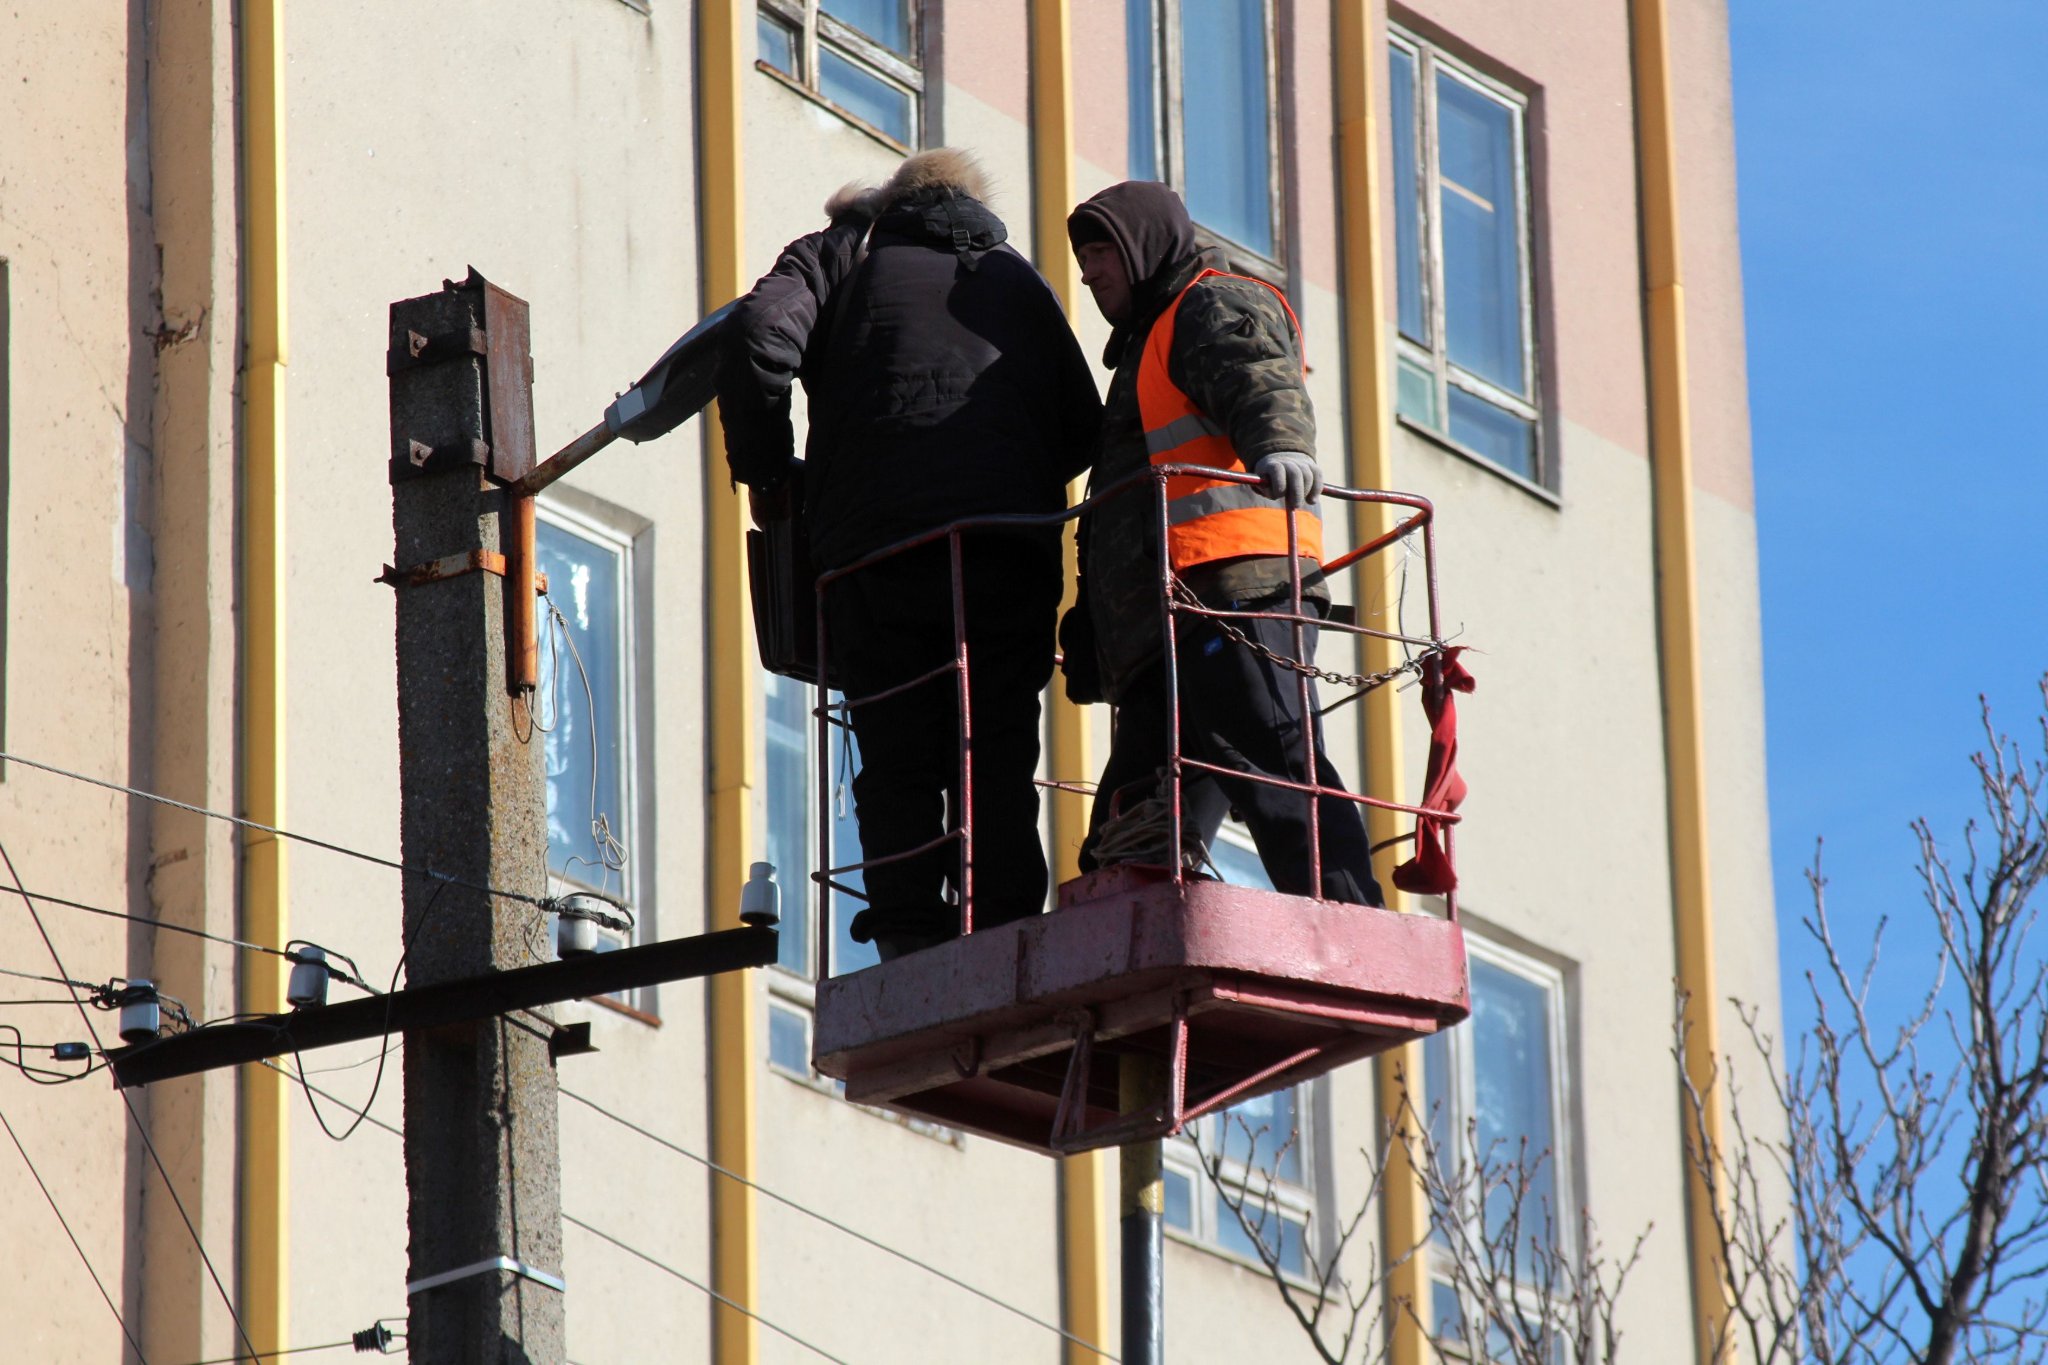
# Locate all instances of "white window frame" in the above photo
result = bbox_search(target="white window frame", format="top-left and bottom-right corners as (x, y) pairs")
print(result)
(1127, 0), (1287, 274)
(1389, 28), (1544, 487)
(535, 500), (654, 1008)
(1425, 935), (1576, 1359)
(757, 0), (925, 150)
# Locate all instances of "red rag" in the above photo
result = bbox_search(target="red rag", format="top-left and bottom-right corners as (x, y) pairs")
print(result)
(1391, 647), (1475, 897)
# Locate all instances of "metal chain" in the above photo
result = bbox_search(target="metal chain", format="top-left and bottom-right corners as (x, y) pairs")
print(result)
(1172, 581), (1436, 695)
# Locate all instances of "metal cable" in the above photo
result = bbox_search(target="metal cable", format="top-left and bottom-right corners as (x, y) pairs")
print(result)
(268, 1067), (1115, 1361)
(563, 1213), (856, 1365)
(0, 750), (547, 908)
(0, 837), (259, 1364)
(0, 1094), (149, 1362)
(169, 1339), (358, 1365)
(7, 887), (375, 991)
(558, 1087), (1120, 1361)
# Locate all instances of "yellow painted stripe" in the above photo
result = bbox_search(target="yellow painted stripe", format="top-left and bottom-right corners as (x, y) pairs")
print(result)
(1334, 7), (1431, 1357)
(1028, 2), (1114, 1359)
(699, 4), (758, 1364)
(239, 1), (290, 1353)
(1629, 2), (1732, 1360)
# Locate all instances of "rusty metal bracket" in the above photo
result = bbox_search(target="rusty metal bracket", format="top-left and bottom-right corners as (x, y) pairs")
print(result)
(399, 436), (492, 477)
(376, 552), (550, 595)
(385, 325), (489, 376)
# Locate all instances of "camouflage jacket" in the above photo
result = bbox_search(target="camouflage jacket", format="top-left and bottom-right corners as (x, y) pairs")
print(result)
(1079, 248), (1319, 703)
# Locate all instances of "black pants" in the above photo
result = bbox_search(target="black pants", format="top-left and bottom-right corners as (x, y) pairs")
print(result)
(1080, 594), (1383, 907)
(825, 535), (1060, 943)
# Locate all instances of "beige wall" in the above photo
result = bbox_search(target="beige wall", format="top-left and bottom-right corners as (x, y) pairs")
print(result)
(0, 0), (1772, 1359)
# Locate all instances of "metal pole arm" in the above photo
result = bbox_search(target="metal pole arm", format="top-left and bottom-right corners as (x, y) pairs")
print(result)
(108, 925), (778, 1088)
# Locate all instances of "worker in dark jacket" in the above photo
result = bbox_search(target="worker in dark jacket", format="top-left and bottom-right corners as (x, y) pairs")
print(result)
(1063, 180), (1381, 907)
(718, 148), (1101, 959)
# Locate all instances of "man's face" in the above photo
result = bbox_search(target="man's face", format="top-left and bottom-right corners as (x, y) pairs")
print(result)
(1076, 240), (1133, 325)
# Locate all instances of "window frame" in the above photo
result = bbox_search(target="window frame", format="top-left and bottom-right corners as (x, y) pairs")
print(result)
(1424, 934), (1577, 1357)
(1389, 26), (1546, 488)
(757, 0), (926, 151)
(534, 498), (656, 1010)
(1127, 0), (1288, 277)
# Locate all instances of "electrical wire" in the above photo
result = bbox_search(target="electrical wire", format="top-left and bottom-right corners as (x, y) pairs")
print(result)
(0, 1024), (105, 1086)
(287, 876), (447, 1145)
(560, 1087), (1118, 1360)
(0, 1091), (150, 1362)
(269, 1067), (1115, 1362)
(0, 836), (258, 1364)
(0, 749), (548, 908)
(169, 1342), (370, 1358)
(563, 1213), (855, 1365)
(257, 1069), (852, 1364)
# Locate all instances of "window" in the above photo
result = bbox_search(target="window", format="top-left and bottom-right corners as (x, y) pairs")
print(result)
(1422, 940), (1574, 1358)
(536, 507), (643, 957)
(763, 669), (876, 1076)
(1390, 32), (1542, 484)
(1163, 831), (1316, 1277)
(757, 0), (923, 147)
(1127, 0), (1282, 262)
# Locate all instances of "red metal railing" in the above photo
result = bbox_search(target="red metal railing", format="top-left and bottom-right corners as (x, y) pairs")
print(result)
(808, 465), (1460, 983)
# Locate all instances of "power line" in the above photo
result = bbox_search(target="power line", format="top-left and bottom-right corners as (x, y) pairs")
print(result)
(0, 749), (547, 909)
(558, 1087), (1118, 1360)
(0, 1093), (149, 1363)
(258, 1067), (849, 1364)
(8, 885), (376, 987)
(264, 1063), (1115, 1362)
(563, 1213), (855, 1365)
(0, 837), (259, 1364)
(170, 1338), (364, 1365)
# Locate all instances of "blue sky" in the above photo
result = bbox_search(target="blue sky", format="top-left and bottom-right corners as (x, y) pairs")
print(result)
(1731, 1), (2048, 1012)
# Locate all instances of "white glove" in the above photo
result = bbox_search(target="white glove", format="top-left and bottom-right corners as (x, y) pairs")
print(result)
(1254, 451), (1322, 505)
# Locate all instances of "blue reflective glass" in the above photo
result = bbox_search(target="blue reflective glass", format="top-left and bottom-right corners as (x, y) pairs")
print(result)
(1397, 355), (1438, 428)
(1435, 72), (1525, 394)
(821, 48), (914, 143)
(824, 0), (911, 54)
(1390, 46), (1425, 343)
(1215, 1194), (1306, 1277)
(1471, 958), (1558, 1247)
(823, 711), (878, 974)
(764, 671), (813, 974)
(1209, 833), (1272, 890)
(1430, 1276), (1464, 1342)
(1220, 1087), (1301, 1185)
(537, 521), (627, 897)
(758, 15), (797, 75)
(768, 1003), (810, 1073)
(1447, 387), (1536, 481)
(1180, 0), (1273, 257)
(1126, 0), (1160, 179)
(1164, 1168), (1194, 1230)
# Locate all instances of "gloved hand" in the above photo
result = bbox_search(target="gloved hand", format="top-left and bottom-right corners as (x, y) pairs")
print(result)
(1254, 451), (1322, 505)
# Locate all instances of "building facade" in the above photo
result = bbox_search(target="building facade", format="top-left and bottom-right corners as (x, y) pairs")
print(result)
(0, 1), (1775, 1361)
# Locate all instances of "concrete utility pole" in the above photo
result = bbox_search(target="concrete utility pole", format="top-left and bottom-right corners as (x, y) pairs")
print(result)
(386, 270), (564, 1362)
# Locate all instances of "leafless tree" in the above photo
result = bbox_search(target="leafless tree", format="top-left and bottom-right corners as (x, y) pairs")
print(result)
(1200, 1087), (1646, 1365)
(1684, 681), (2048, 1365)
(1216, 682), (2048, 1363)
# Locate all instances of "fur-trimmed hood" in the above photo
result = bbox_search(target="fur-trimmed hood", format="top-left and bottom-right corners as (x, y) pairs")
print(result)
(824, 147), (995, 223)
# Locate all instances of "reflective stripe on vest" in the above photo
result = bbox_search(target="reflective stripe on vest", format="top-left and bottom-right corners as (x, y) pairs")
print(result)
(1136, 269), (1323, 572)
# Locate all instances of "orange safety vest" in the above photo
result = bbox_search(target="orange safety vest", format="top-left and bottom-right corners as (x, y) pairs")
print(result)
(1136, 269), (1324, 572)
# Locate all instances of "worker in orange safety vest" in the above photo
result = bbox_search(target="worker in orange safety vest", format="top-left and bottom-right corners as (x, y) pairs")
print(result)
(1061, 181), (1382, 908)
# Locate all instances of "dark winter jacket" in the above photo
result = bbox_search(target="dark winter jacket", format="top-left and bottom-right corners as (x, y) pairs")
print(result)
(716, 175), (1100, 573)
(1065, 181), (1321, 705)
